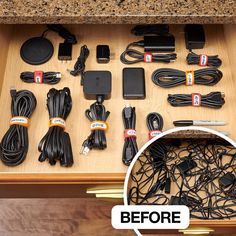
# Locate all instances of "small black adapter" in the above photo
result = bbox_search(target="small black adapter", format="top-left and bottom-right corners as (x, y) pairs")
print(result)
(58, 43), (72, 60)
(177, 159), (197, 174)
(83, 71), (112, 100)
(219, 172), (235, 188)
(185, 24), (205, 50)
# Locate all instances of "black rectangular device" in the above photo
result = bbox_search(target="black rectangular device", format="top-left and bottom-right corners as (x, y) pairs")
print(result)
(184, 24), (205, 50)
(96, 45), (110, 63)
(144, 35), (175, 52)
(83, 71), (112, 100)
(123, 68), (146, 99)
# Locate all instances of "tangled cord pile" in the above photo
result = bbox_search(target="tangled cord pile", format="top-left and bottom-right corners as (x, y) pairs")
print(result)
(128, 138), (236, 219)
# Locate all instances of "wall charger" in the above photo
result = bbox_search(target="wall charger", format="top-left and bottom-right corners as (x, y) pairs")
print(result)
(185, 24), (205, 50)
(83, 71), (112, 100)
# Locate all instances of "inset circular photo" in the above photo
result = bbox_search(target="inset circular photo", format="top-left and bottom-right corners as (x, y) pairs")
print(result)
(124, 127), (236, 235)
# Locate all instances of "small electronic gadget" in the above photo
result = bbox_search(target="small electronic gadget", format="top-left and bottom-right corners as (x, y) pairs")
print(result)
(123, 68), (146, 99)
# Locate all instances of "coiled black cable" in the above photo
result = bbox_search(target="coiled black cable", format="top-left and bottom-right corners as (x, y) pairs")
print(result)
(20, 71), (61, 84)
(120, 41), (177, 64)
(0, 89), (37, 166)
(152, 68), (223, 88)
(146, 112), (164, 132)
(80, 96), (110, 155)
(187, 52), (222, 68)
(122, 105), (138, 166)
(167, 92), (225, 109)
(68, 45), (89, 84)
(38, 87), (73, 167)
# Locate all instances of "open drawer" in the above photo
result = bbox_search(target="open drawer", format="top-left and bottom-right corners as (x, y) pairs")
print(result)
(0, 24), (235, 187)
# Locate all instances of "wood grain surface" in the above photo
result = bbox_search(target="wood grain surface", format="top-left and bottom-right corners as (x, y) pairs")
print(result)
(0, 24), (235, 177)
(0, 198), (134, 236)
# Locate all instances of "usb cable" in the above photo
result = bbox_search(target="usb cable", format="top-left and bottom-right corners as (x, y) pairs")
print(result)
(167, 92), (225, 109)
(152, 68), (222, 88)
(122, 105), (138, 165)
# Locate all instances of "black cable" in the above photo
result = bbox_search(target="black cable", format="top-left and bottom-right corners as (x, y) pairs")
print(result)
(122, 105), (138, 166)
(38, 87), (73, 167)
(68, 45), (89, 84)
(146, 113), (164, 139)
(187, 52), (222, 68)
(131, 24), (170, 36)
(0, 89), (37, 166)
(167, 92), (225, 109)
(152, 68), (223, 88)
(80, 96), (110, 155)
(20, 71), (61, 84)
(128, 138), (236, 219)
(120, 41), (177, 64)
(47, 24), (77, 44)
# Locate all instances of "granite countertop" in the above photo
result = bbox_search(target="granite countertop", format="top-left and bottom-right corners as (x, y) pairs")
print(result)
(0, 0), (235, 24)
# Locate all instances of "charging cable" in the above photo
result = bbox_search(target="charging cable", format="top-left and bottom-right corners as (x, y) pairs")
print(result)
(146, 112), (164, 139)
(187, 52), (222, 68)
(68, 45), (89, 84)
(38, 87), (73, 167)
(0, 89), (37, 166)
(152, 68), (222, 88)
(120, 41), (177, 64)
(20, 71), (61, 84)
(167, 92), (225, 109)
(122, 105), (138, 165)
(80, 96), (110, 155)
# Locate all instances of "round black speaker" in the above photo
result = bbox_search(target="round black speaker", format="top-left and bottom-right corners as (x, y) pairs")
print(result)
(20, 37), (54, 65)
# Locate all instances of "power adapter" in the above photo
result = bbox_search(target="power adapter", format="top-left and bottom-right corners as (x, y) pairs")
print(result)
(83, 71), (112, 100)
(144, 35), (175, 52)
(219, 172), (235, 188)
(185, 24), (205, 50)
(177, 158), (197, 174)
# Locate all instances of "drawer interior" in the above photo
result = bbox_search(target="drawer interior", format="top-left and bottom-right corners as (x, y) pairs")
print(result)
(0, 24), (235, 178)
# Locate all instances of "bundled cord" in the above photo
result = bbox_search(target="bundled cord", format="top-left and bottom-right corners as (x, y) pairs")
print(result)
(122, 105), (138, 166)
(38, 87), (73, 167)
(80, 96), (110, 155)
(120, 41), (177, 64)
(68, 45), (89, 83)
(146, 112), (164, 139)
(20, 71), (61, 84)
(187, 52), (222, 68)
(167, 92), (225, 109)
(0, 89), (37, 166)
(46, 24), (77, 44)
(152, 68), (223, 88)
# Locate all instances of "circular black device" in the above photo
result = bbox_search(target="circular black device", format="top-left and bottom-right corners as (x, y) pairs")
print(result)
(20, 37), (54, 65)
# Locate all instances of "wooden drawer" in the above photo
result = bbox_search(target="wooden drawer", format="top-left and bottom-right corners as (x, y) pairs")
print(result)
(0, 24), (235, 184)
(0, 24), (235, 233)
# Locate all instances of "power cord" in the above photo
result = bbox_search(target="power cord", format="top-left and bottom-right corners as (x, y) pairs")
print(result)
(152, 68), (223, 88)
(20, 71), (61, 84)
(68, 45), (89, 84)
(167, 92), (225, 109)
(80, 96), (110, 155)
(146, 112), (164, 132)
(122, 105), (138, 166)
(120, 41), (177, 64)
(0, 89), (37, 166)
(38, 87), (73, 167)
(187, 52), (222, 68)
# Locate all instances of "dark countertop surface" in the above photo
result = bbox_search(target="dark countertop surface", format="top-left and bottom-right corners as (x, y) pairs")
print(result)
(0, 0), (235, 24)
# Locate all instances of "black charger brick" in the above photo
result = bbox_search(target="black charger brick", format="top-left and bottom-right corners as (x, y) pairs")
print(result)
(219, 172), (235, 188)
(83, 71), (112, 100)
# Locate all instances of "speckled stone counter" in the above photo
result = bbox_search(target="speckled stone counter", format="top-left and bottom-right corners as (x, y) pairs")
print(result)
(0, 0), (235, 24)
